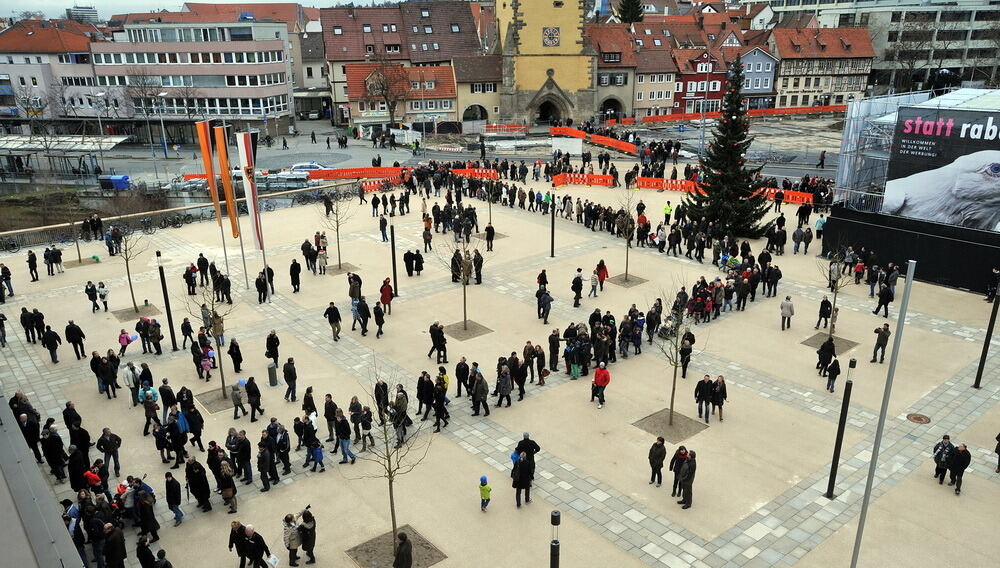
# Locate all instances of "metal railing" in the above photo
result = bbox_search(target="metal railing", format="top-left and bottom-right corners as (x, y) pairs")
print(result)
(0, 180), (357, 252)
(834, 188), (886, 215)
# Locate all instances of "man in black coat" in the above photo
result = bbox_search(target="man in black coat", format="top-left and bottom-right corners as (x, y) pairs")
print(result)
(236, 431), (253, 484)
(196, 253), (210, 286)
(243, 526), (271, 567)
(166, 416), (187, 469)
(19, 307), (35, 343)
(571, 269), (583, 307)
(427, 321), (447, 363)
(356, 296), (371, 336)
(255, 273), (268, 304)
(184, 457), (212, 511)
(694, 376), (713, 424)
(63, 401), (82, 430)
(65, 320), (86, 360)
(282, 358), (297, 402)
(290, 259), (302, 293)
(514, 432), (541, 471)
(454, 357), (470, 398)
(323, 302), (341, 341)
(323, 394), (338, 442)
(374, 379), (389, 425)
(403, 250), (415, 277)
(18, 413), (43, 463)
(41, 325), (61, 363)
(677, 449), (697, 509)
(948, 444), (972, 495)
(164, 471), (184, 525)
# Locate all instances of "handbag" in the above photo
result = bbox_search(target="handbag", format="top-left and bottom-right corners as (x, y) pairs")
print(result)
(221, 487), (234, 500)
(267, 554), (280, 567)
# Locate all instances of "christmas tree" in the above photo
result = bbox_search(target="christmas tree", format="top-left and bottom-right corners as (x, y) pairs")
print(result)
(682, 54), (771, 239)
(616, 0), (644, 23)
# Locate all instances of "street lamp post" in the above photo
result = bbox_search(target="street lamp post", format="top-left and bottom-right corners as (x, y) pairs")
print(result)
(156, 92), (169, 159)
(550, 510), (561, 568)
(155, 250), (179, 352)
(93, 91), (107, 171)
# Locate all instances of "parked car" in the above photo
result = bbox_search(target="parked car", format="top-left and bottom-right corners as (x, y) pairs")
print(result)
(289, 162), (330, 172)
(307, 110), (320, 120)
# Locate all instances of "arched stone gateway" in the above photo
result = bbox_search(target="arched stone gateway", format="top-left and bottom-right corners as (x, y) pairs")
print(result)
(462, 104), (488, 121)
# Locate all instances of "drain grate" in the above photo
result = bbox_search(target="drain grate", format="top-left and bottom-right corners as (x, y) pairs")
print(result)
(906, 413), (931, 424)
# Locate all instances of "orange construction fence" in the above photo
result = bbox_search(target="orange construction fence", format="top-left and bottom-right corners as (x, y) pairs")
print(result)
(552, 173), (613, 187)
(485, 124), (530, 134)
(549, 126), (588, 139)
(307, 167), (403, 180)
(549, 127), (638, 155)
(452, 168), (499, 180)
(634, 177), (813, 204)
(639, 104), (847, 125)
(588, 134), (638, 155)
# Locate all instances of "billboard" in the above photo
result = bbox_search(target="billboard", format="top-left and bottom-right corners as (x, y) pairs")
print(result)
(882, 106), (1000, 231)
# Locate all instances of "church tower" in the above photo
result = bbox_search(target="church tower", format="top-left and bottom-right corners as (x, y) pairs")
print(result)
(497, 0), (595, 124)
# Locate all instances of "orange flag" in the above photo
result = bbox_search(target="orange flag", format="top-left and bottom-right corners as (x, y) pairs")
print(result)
(213, 126), (240, 238)
(195, 121), (222, 226)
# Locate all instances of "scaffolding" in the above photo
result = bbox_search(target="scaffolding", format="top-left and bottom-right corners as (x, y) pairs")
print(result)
(834, 90), (934, 213)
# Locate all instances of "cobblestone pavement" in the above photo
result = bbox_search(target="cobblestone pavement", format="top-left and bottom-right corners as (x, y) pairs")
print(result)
(2, 194), (998, 567)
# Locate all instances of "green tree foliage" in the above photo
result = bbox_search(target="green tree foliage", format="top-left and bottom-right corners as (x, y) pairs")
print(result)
(682, 55), (772, 238)
(616, 0), (645, 23)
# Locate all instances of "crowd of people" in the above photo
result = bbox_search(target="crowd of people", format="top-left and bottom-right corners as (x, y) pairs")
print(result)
(3, 136), (997, 568)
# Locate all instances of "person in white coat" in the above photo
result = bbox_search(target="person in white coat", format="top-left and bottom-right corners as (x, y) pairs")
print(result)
(780, 296), (795, 331)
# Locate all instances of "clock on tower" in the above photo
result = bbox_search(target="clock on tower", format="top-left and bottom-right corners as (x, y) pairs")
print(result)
(542, 27), (560, 47)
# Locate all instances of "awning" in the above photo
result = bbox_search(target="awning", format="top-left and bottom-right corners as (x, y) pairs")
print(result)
(0, 134), (129, 152)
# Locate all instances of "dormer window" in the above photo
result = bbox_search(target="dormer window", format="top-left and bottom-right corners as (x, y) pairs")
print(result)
(362, 24), (371, 33)
(697, 62), (712, 73)
(421, 9), (430, 17)
(603, 52), (621, 63)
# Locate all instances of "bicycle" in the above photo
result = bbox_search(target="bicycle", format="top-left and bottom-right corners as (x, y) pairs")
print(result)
(139, 217), (157, 235)
(260, 199), (276, 212)
(50, 232), (73, 246)
(200, 209), (216, 223)
(2, 238), (20, 254)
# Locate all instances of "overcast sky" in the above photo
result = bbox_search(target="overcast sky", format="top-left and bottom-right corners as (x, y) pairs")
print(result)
(18, 1), (378, 20)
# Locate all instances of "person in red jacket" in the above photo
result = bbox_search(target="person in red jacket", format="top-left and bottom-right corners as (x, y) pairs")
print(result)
(379, 278), (394, 315)
(592, 363), (610, 409)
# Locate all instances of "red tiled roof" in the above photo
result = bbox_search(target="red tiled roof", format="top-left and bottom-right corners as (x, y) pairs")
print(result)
(671, 47), (724, 74)
(303, 7), (320, 21)
(344, 63), (383, 101)
(182, 3), (307, 32)
(16, 19), (104, 36)
(321, 7), (409, 62)
(452, 55), (501, 82)
(0, 21), (96, 53)
(585, 24), (637, 67)
(344, 63), (456, 101)
(110, 12), (261, 26)
(399, 1), (481, 63)
(404, 66), (456, 98)
(769, 28), (875, 59)
(635, 48), (679, 74)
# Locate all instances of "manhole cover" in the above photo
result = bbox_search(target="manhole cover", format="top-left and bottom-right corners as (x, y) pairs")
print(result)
(906, 413), (931, 424)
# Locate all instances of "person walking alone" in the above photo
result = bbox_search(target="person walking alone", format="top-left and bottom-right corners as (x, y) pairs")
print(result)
(871, 324), (890, 364)
(780, 296), (794, 330)
(648, 437), (666, 487)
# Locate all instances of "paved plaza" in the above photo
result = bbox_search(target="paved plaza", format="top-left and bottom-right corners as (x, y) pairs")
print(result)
(1, 168), (999, 567)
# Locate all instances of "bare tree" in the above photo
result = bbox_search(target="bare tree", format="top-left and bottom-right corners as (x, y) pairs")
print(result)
(15, 10), (44, 21)
(183, 281), (238, 397)
(364, 53), (411, 128)
(654, 284), (704, 426)
(433, 226), (489, 331)
(350, 361), (432, 556)
(879, 21), (934, 92)
(315, 190), (356, 270)
(171, 84), (204, 123)
(14, 84), (62, 170)
(615, 189), (640, 282)
(118, 227), (149, 313)
(817, 244), (856, 338)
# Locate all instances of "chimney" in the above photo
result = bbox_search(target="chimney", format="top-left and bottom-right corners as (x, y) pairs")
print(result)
(697, 16), (704, 29)
(745, 4), (750, 15)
